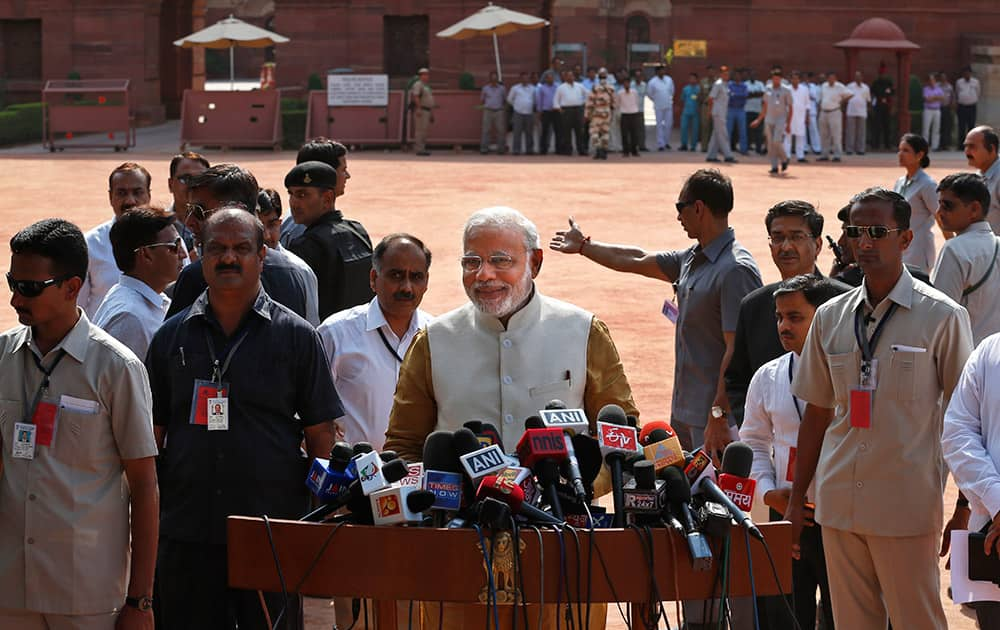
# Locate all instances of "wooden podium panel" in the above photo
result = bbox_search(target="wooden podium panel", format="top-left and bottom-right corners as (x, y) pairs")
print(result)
(227, 517), (791, 604)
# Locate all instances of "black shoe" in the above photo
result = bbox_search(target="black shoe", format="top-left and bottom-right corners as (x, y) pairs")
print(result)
(658, 147), (666, 152)
(593, 152), (601, 160)
(480, 150), (489, 155)
(679, 146), (688, 151)
(665, 144), (672, 150)
(768, 168), (779, 174)
(797, 158), (808, 163)
(857, 151), (865, 155)
(832, 157), (842, 162)
(817, 156), (830, 162)
(632, 151), (640, 157)
(724, 157), (738, 163)
(781, 160), (789, 172)
(706, 157), (721, 163)
(416, 151), (431, 156)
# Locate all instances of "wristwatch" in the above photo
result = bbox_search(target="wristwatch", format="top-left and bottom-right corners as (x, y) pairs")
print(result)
(711, 406), (728, 420)
(125, 596), (153, 612)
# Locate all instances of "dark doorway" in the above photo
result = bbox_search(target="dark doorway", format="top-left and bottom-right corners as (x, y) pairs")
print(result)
(159, 0), (195, 119)
(384, 15), (429, 77)
(1, 19), (42, 80)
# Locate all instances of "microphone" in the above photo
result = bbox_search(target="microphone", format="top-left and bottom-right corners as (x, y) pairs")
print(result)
(458, 431), (508, 483)
(539, 407), (591, 501)
(371, 486), (436, 525)
(301, 458), (409, 522)
(422, 431), (464, 520)
(639, 423), (685, 471)
(380, 450), (399, 462)
(623, 460), (666, 524)
(662, 466), (713, 571)
(476, 474), (563, 525)
(463, 420), (503, 448)
(698, 442), (763, 541)
(515, 425), (570, 520)
(545, 399), (568, 410)
(570, 433), (603, 491)
(352, 441), (374, 456)
(684, 447), (717, 494)
(595, 404), (640, 528)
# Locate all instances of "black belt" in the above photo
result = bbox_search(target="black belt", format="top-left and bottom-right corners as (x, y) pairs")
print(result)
(485, 107), (503, 112)
(562, 105), (583, 109)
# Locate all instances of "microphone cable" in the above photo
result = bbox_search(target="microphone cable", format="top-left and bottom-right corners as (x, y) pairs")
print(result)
(659, 518), (683, 630)
(510, 516), (531, 630)
(580, 504), (597, 630)
(554, 524), (570, 630)
(473, 523), (501, 630)
(261, 514), (290, 630)
(523, 524), (546, 630)
(756, 534), (804, 630)
(586, 518), (630, 628)
(565, 525), (585, 630)
(631, 524), (668, 630)
(717, 535), (732, 630)
(744, 528), (761, 630)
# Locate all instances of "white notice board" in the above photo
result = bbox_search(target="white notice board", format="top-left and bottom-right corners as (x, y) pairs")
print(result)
(327, 74), (389, 106)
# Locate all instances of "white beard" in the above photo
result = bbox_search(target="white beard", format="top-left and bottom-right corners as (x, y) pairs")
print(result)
(467, 263), (534, 319)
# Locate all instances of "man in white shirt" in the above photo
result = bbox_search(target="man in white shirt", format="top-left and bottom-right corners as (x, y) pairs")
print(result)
(845, 71), (871, 155)
(817, 72), (852, 162)
(553, 71), (589, 156)
(942, 331), (1000, 628)
(646, 65), (675, 151)
(956, 66), (982, 142)
(807, 72), (823, 154)
(785, 71), (811, 162)
(964, 126), (1000, 234)
(94, 207), (184, 359)
(166, 152), (209, 259)
(507, 72), (537, 155)
(932, 173), (1000, 344)
(740, 274), (848, 630)
(78, 163), (153, 318)
(318, 233), (433, 449)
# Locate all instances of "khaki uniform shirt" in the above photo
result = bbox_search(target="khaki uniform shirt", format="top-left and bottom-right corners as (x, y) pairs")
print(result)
(792, 269), (972, 536)
(0, 312), (157, 614)
(931, 221), (1000, 345)
(410, 80), (435, 109)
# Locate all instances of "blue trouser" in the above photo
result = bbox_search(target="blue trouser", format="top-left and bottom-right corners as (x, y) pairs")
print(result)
(727, 108), (748, 154)
(680, 110), (699, 148)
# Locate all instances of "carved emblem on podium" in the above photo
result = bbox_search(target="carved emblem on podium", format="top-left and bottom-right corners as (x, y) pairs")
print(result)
(476, 532), (526, 604)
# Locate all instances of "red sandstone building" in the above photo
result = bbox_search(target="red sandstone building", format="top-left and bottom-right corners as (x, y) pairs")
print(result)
(0, 0), (997, 124)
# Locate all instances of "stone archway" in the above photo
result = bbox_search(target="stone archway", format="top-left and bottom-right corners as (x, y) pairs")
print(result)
(159, 0), (206, 119)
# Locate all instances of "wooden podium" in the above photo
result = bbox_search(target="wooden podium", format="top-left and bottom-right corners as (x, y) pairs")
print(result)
(228, 517), (791, 629)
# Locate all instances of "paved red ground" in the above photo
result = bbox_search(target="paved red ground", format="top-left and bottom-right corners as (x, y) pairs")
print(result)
(0, 146), (979, 629)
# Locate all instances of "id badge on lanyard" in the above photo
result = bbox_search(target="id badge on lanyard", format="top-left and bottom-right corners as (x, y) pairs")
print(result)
(849, 303), (897, 429)
(12, 350), (66, 460)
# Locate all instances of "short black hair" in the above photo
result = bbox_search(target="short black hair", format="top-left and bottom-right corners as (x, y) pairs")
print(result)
(372, 233), (432, 273)
(203, 205), (266, 250)
(900, 133), (931, 168)
(110, 207), (176, 273)
(10, 218), (88, 282)
(765, 200), (824, 237)
(297, 137), (348, 169)
(186, 164), (259, 214)
(109, 162), (152, 192)
(849, 186), (911, 229)
(938, 172), (991, 211)
(168, 152), (210, 179)
(683, 169), (734, 216)
(773, 274), (849, 308)
(256, 189), (283, 218)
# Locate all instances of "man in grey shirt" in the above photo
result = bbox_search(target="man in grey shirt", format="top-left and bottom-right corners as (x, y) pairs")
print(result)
(751, 69), (794, 175)
(549, 168), (762, 456)
(706, 65), (737, 163)
(964, 125), (1000, 234)
(480, 72), (507, 154)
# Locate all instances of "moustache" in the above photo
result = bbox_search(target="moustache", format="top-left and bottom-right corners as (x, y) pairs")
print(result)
(393, 292), (415, 301)
(214, 264), (242, 274)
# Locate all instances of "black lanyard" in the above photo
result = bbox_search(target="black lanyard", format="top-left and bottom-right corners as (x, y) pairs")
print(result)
(787, 354), (803, 424)
(204, 327), (251, 391)
(25, 349), (67, 423)
(854, 302), (898, 363)
(376, 328), (404, 364)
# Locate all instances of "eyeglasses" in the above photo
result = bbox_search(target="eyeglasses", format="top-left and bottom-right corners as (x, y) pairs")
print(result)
(843, 225), (904, 240)
(6, 272), (72, 298)
(460, 254), (516, 273)
(134, 237), (182, 254)
(675, 200), (695, 212)
(768, 233), (815, 246)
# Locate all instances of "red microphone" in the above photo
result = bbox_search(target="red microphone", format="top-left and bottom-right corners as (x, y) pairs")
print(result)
(638, 420), (676, 446)
(476, 474), (562, 524)
(515, 427), (568, 467)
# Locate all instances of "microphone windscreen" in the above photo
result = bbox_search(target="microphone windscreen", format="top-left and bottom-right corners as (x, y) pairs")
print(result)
(477, 475), (525, 510)
(644, 429), (671, 445)
(422, 431), (459, 473)
(453, 428), (484, 457)
(638, 420), (676, 445)
(353, 442), (374, 456)
(379, 450), (399, 462)
(463, 420), (484, 434)
(634, 460), (656, 490)
(596, 404), (628, 426)
(382, 458), (409, 483)
(721, 441), (755, 478)
(545, 399), (568, 410)
(478, 422), (503, 446)
(626, 414), (638, 428)
(662, 466), (691, 503)
(571, 434), (603, 485)
(406, 489), (436, 513)
(524, 415), (545, 430)
(330, 441), (354, 468)
(535, 458), (561, 486)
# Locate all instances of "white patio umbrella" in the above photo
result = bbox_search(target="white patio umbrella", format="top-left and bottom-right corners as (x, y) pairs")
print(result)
(436, 3), (549, 83)
(173, 14), (290, 90)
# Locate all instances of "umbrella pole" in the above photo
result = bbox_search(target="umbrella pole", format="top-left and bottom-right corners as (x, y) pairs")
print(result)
(492, 32), (502, 83)
(230, 45), (235, 90)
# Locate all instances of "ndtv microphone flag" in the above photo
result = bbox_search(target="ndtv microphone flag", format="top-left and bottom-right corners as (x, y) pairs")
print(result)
(596, 421), (640, 456)
(718, 473), (756, 512)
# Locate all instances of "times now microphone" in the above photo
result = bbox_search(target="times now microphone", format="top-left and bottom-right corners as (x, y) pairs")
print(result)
(421, 431), (464, 522)
(699, 441), (763, 541)
(638, 421), (685, 471)
(596, 404), (640, 528)
(516, 425), (569, 520)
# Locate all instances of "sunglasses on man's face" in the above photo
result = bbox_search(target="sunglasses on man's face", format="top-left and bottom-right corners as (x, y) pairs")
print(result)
(843, 225), (904, 240)
(134, 238), (183, 255)
(6, 272), (72, 298)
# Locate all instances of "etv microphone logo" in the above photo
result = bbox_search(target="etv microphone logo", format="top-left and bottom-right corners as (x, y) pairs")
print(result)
(597, 422), (638, 452)
(377, 494), (401, 517)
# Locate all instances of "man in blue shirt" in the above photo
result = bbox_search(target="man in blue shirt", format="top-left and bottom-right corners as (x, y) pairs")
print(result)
(536, 71), (560, 155)
(680, 72), (701, 151)
(727, 69), (749, 155)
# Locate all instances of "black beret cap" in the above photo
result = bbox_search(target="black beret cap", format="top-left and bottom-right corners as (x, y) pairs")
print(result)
(284, 161), (337, 190)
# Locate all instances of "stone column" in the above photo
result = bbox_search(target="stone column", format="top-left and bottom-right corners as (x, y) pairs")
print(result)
(972, 45), (1000, 128)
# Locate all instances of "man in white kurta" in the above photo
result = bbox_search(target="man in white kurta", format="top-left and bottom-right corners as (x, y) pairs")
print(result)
(784, 72), (811, 161)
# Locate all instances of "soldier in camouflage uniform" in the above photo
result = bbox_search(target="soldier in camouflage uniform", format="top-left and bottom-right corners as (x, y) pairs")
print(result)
(585, 68), (616, 160)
